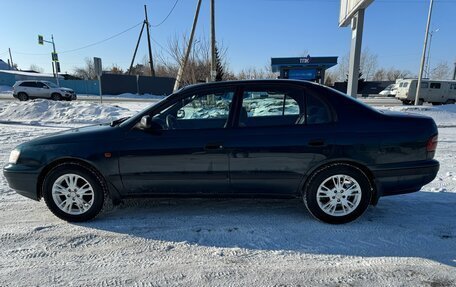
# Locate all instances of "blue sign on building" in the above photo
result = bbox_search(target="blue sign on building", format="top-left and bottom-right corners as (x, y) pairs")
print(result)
(271, 56), (338, 84)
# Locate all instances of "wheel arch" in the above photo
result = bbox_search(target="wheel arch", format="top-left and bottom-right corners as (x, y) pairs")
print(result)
(36, 158), (109, 201)
(299, 160), (378, 205)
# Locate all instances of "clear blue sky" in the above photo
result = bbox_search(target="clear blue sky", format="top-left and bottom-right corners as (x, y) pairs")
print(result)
(0, 0), (455, 75)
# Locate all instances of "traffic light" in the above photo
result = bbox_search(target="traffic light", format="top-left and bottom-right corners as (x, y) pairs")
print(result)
(38, 35), (44, 45)
(51, 52), (58, 62)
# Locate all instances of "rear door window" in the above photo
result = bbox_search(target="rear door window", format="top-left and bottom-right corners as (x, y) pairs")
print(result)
(240, 86), (303, 127)
(19, 82), (37, 88)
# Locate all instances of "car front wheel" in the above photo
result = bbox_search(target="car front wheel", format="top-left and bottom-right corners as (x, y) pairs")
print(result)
(51, 93), (62, 101)
(17, 92), (29, 101)
(42, 163), (105, 222)
(304, 164), (372, 224)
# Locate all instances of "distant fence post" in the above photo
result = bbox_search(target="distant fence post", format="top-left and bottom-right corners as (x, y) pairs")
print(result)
(136, 75), (140, 95)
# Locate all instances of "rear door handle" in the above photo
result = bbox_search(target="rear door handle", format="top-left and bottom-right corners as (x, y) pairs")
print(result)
(308, 139), (325, 147)
(205, 143), (224, 151)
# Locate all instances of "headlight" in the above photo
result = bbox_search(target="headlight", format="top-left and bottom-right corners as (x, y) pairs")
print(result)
(8, 149), (20, 164)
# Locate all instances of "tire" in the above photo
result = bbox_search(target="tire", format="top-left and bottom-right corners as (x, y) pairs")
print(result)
(17, 92), (29, 101)
(42, 163), (105, 222)
(303, 164), (373, 224)
(51, 93), (62, 101)
(445, 99), (455, 105)
(418, 99), (424, 105)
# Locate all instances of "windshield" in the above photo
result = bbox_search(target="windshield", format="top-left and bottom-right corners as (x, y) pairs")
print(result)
(43, 81), (59, 88)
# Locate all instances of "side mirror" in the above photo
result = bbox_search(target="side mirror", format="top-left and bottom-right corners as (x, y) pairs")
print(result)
(140, 115), (152, 129)
(43, 86), (49, 89)
(177, 109), (185, 119)
(139, 115), (162, 132)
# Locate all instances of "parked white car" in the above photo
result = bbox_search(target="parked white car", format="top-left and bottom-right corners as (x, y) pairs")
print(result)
(379, 84), (397, 97)
(13, 80), (77, 101)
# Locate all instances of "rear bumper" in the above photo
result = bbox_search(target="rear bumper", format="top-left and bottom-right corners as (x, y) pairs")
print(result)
(371, 159), (439, 197)
(3, 164), (40, 201)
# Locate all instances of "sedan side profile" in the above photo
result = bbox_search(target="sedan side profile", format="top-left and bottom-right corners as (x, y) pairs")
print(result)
(3, 80), (439, 224)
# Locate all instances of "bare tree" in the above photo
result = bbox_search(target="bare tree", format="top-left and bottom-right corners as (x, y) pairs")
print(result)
(108, 64), (124, 75)
(72, 58), (97, 79)
(335, 48), (378, 81)
(29, 64), (44, 73)
(386, 68), (412, 81)
(324, 69), (337, 86)
(372, 68), (387, 81)
(236, 66), (277, 80)
(430, 61), (451, 79)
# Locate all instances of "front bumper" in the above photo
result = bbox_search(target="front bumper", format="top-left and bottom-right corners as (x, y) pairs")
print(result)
(63, 93), (77, 101)
(3, 164), (40, 201)
(371, 159), (439, 197)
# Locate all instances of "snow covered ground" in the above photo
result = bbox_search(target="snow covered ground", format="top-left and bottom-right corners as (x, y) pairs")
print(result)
(0, 100), (455, 286)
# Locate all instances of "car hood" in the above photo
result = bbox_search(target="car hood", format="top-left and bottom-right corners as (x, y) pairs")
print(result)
(59, 87), (74, 92)
(20, 124), (120, 147)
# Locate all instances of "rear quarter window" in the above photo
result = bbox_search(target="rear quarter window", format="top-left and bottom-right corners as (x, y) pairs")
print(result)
(306, 94), (331, 124)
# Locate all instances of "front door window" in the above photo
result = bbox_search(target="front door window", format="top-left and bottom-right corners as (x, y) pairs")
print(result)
(152, 88), (235, 130)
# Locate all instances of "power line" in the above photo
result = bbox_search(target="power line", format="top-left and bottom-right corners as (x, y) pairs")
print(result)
(14, 22), (143, 56)
(150, 0), (180, 27)
(60, 22), (143, 54)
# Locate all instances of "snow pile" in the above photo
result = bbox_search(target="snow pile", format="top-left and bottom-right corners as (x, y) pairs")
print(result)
(0, 99), (134, 125)
(77, 93), (166, 100)
(385, 104), (456, 127)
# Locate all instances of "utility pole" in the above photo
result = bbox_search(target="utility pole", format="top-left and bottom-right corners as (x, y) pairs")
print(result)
(173, 0), (203, 92)
(425, 28), (439, 78)
(210, 0), (216, 82)
(144, 5), (156, 77)
(38, 34), (60, 86)
(453, 62), (456, 80)
(128, 23), (146, 75)
(8, 48), (14, 70)
(51, 35), (60, 87)
(415, 0), (434, 106)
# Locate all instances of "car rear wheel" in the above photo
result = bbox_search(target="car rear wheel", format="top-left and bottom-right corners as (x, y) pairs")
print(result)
(17, 92), (29, 101)
(303, 164), (372, 224)
(51, 93), (62, 101)
(42, 163), (105, 222)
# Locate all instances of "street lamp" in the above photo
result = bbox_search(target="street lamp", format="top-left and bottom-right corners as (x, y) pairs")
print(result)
(425, 28), (439, 78)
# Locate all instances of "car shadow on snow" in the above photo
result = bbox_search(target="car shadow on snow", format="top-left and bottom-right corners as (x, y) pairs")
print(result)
(79, 191), (456, 267)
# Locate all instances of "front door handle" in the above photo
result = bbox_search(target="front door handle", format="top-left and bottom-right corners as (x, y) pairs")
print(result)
(205, 143), (224, 151)
(308, 139), (325, 147)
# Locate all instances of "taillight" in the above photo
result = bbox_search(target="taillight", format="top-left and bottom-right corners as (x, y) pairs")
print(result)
(426, 135), (438, 152)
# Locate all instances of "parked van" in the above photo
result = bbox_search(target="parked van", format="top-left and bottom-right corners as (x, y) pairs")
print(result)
(395, 79), (456, 105)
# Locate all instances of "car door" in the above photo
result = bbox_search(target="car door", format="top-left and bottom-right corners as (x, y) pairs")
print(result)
(19, 81), (38, 98)
(226, 83), (335, 195)
(35, 81), (50, 98)
(118, 86), (237, 195)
